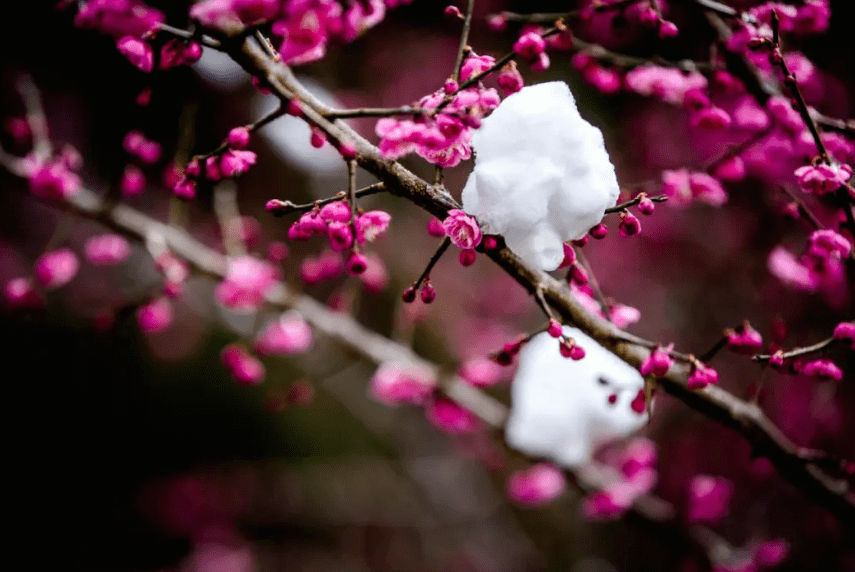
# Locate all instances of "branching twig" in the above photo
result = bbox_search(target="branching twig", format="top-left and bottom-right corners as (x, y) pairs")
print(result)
(753, 336), (836, 363)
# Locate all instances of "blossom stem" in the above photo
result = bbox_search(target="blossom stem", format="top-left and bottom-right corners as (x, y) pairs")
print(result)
(534, 287), (557, 321)
(155, 23), (222, 49)
(605, 193), (668, 214)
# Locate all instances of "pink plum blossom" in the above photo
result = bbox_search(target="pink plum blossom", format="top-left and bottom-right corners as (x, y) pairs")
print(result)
(506, 463), (566, 506)
(687, 475), (733, 524)
(137, 297), (173, 333)
(426, 397), (480, 433)
(117, 36), (153, 72)
(4, 278), (43, 309)
(369, 363), (434, 405)
(221, 344), (265, 385)
(84, 234), (132, 266)
(34, 248), (79, 289)
(254, 314), (314, 356)
(442, 209), (482, 249)
(215, 255), (277, 311)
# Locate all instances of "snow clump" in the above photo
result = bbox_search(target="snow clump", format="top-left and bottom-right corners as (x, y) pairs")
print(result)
(461, 82), (620, 270)
(505, 326), (648, 467)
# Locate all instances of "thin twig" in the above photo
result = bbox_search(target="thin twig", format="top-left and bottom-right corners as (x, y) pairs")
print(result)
(452, 0), (476, 83)
(411, 237), (452, 290)
(779, 185), (824, 230)
(575, 248), (613, 320)
(605, 194), (668, 214)
(325, 106), (424, 119)
(753, 336), (836, 362)
(267, 183), (386, 216)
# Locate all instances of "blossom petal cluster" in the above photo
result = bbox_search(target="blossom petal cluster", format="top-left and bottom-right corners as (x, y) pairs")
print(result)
(661, 169), (728, 207)
(74, 0), (164, 38)
(376, 64), (501, 168)
(461, 82), (620, 270)
(505, 326), (647, 468)
(189, 0), (411, 65)
(624, 65), (708, 105)
(506, 463), (566, 506)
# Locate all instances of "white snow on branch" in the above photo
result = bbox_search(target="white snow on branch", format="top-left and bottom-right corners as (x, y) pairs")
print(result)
(462, 82), (619, 270)
(506, 327), (648, 468)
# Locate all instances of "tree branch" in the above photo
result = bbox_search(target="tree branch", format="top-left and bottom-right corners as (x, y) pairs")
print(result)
(224, 33), (855, 525)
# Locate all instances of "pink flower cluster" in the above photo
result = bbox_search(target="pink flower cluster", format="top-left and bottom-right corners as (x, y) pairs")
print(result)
(25, 151), (82, 201)
(74, 0), (164, 38)
(506, 463), (566, 506)
(640, 345), (673, 377)
(376, 56), (501, 167)
(624, 65), (708, 106)
(794, 162), (852, 195)
(190, 0), (410, 65)
(215, 255), (278, 311)
(123, 131), (162, 164)
(661, 169), (728, 207)
(800, 358), (843, 382)
(116, 34), (201, 73)
(748, 0), (830, 36)
(174, 149), (257, 199)
(287, 202), (390, 255)
(725, 322), (764, 355)
(571, 53), (622, 95)
(768, 230), (851, 299)
(688, 361), (719, 390)
(581, 438), (658, 520)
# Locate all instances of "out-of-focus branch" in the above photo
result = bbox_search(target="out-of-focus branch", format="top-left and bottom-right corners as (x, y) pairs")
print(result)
(15, 75), (51, 160)
(222, 32), (855, 525)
